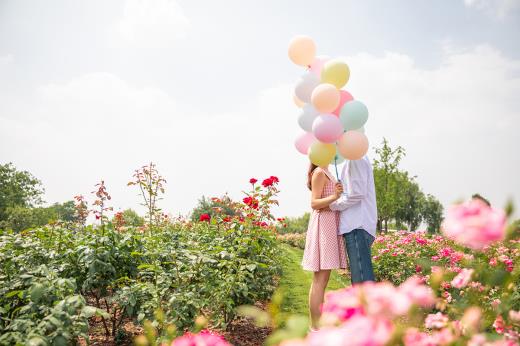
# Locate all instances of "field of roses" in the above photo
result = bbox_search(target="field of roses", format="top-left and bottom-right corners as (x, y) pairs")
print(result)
(0, 174), (282, 345)
(269, 200), (520, 346)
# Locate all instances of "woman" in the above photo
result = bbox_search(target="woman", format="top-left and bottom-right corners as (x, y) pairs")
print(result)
(302, 163), (347, 330)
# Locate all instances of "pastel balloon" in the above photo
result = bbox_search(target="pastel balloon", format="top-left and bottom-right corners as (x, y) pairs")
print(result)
(311, 83), (340, 113)
(294, 72), (320, 102)
(308, 141), (336, 167)
(312, 113), (343, 143)
(338, 131), (369, 160)
(340, 100), (369, 131)
(288, 35), (316, 66)
(294, 132), (317, 155)
(298, 104), (319, 132)
(309, 55), (330, 76)
(321, 59), (350, 89)
(354, 126), (365, 133)
(332, 90), (354, 116)
(293, 94), (305, 108)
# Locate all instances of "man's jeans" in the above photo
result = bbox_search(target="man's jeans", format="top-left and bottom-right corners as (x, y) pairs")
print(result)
(343, 229), (375, 284)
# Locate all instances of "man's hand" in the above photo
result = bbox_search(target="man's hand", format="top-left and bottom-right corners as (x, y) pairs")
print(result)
(334, 182), (344, 198)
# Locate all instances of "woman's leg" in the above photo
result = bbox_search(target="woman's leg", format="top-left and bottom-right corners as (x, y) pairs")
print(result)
(309, 269), (331, 329)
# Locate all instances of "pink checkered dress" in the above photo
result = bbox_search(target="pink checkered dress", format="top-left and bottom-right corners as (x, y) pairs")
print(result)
(302, 168), (348, 272)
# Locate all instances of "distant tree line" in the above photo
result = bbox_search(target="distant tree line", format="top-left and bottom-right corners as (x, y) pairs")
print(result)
(373, 138), (443, 233)
(0, 162), (143, 231)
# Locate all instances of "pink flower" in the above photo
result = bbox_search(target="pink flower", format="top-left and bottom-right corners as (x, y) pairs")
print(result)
(509, 310), (520, 323)
(451, 268), (474, 289)
(399, 276), (436, 308)
(425, 312), (449, 329)
(493, 315), (505, 334)
(172, 330), (230, 346)
(310, 316), (393, 346)
(442, 199), (506, 250)
(490, 257), (498, 266)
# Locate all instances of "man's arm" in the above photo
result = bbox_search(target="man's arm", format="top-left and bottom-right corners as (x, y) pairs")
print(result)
(330, 159), (368, 211)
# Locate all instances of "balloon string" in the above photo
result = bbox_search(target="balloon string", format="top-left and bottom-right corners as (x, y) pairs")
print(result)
(334, 157), (340, 182)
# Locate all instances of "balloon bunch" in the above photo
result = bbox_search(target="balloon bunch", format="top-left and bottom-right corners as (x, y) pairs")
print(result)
(289, 36), (369, 177)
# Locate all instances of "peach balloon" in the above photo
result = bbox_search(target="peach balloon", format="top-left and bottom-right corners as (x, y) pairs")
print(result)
(293, 94), (305, 108)
(311, 83), (340, 113)
(338, 131), (369, 160)
(288, 36), (316, 67)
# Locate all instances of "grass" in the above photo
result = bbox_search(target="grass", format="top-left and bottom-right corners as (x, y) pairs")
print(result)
(277, 244), (350, 316)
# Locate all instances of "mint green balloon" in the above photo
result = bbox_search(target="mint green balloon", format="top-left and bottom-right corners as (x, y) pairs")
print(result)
(340, 100), (368, 131)
(330, 147), (345, 165)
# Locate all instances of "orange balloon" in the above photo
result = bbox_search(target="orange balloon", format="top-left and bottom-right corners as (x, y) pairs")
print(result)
(288, 36), (316, 67)
(293, 94), (305, 108)
(338, 131), (369, 160)
(311, 83), (340, 113)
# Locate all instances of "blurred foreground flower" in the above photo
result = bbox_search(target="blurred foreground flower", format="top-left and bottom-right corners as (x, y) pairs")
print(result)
(442, 199), (506, 250)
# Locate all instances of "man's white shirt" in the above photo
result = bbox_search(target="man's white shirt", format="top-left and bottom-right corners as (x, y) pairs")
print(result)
(329, 156), (377, 238)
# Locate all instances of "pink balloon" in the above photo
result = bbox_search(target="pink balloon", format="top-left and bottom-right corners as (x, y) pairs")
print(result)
(312, 114), (343, 144)
(338, 131), (369, 160)
(332, 90), (354, 116)
(294, 132), (317, 155)
(309, 55), (330, 76)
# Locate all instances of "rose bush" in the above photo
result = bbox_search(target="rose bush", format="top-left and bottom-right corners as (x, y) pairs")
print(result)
(0, 175), (282, 344)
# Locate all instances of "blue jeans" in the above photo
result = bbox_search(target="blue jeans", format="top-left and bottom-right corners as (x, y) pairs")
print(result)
(343, 229), (375, 284)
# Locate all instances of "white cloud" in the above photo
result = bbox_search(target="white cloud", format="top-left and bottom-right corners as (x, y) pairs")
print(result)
(1, 45), (519, 219)
(0, 54), (14, 66)
(115, 0), (190, 48)
(463, 0), (520, 18)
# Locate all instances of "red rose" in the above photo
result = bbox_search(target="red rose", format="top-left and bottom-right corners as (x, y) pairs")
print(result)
(262, 178), (273, 187)
(249, 178), (258, 184)
(222, 216), (231, 222)
(243, 197), (259, 209)
(199, 213), (210, 222)
(269, 176), (279, 183)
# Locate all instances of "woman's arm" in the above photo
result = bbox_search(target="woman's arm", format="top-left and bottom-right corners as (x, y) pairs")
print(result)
(310, 170), (342, 210)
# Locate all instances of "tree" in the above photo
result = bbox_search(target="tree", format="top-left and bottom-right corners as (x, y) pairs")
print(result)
(421, 194), (444, 233)
(113, 209), (145, 227)
(0, 163), (44, 221)
(191, 195), (237, 222)
(394, 172), (425, 231)
(373, 138), (405, 232)
(279, 213), (310, 234)
(48, 201), (76, 222)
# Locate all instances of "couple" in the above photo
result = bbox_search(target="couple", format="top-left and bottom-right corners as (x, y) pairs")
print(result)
(302, 155), (377, 330)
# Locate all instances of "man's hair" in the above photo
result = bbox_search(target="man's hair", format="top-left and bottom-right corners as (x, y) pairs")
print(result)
(472, 193), (491, 207)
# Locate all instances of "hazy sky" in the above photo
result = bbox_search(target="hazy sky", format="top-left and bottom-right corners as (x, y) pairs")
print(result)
(1, 0), (519, 219)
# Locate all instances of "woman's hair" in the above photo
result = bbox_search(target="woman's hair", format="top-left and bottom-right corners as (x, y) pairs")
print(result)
(307, 163), (318, 191)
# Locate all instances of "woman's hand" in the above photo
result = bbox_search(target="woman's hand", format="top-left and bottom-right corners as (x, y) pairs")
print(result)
(334, 183), (344, 199)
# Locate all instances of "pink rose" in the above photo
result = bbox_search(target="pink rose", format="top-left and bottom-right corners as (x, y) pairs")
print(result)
(451, 268), (474, 289)
(425, 312), (449, 329)
(171, 330), (230, 346)
(442, 199), (506, 250)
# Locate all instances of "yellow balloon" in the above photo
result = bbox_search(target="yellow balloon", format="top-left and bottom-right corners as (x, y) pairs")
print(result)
(288, 36), (316, 67)
(321, 59), (350, 89)
(308, 141), (336, 167)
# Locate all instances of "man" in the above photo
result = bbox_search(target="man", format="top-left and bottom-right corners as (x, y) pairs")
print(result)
(330, 155), (377, 284)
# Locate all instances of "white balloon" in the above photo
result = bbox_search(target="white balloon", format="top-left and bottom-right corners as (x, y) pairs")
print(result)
(294, 72), (320, 102)
(298, 104), (319, 132)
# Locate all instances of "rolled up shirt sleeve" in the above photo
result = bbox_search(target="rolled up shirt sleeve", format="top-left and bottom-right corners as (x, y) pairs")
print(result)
(330, 160), (368, 211)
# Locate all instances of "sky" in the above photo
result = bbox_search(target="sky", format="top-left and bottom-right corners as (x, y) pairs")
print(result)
(0, 0), (519, 220)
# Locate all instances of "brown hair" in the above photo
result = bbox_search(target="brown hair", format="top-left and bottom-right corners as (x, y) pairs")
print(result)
(307, 163), (318, 191)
